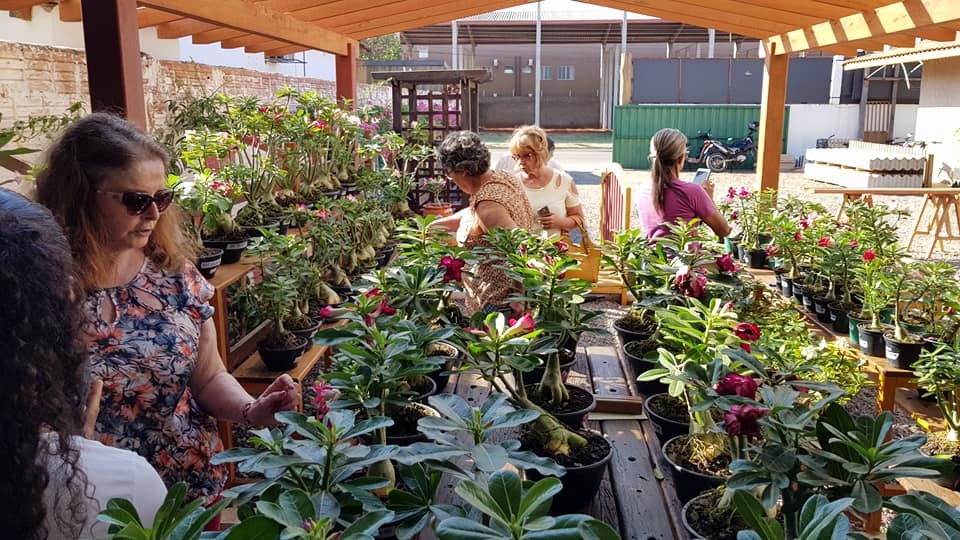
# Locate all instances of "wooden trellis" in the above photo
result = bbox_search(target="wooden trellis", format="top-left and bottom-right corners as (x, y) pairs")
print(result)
(372, 69), (491, 212)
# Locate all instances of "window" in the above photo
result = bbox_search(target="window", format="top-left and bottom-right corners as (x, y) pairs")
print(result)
(503, 66), (514, 74)
(541, 66), (553, 80)
(558, 65), (575, 80)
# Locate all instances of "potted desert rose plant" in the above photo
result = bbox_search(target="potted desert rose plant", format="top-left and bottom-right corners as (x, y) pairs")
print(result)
(420, 176), (452, 217)
(914, 336), (960, 490)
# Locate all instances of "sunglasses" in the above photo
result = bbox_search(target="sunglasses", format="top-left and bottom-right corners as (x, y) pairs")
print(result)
(512, 152), (535, 161)
(98, 189), (175, 215)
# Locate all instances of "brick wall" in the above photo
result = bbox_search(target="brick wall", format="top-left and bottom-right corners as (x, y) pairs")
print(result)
(0, 40), (390, 135)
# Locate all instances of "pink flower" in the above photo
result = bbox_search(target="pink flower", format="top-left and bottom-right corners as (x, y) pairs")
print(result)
(849, 239), (858, 248)
(364, 288), (383, 299)
(715, 373), (758, 398)
(346, 195), (358, 202)
(674, 266), (707, 299)
(727, 187), (737, 199)
(716, 253), (738, 274)
(519, 243), (528, 256)
(863, 250), (876, 262)
(818, 237), (832, 247)
(799, 219), (809, 230)
(793, 231), (803, 242)
(310, 379), (338, 419)
(509, 313), (536, 333)
(738, 187), (751, 199)
(729, 210), (739, 221)
(687, 241), (703, 254)
(554, 240), (570, 253)
(734, 322), (761, 342)
(724, 404), (769, 438)
(439, 255), (466, 282)
(319, 305), (334, 318)
(315, 208), (328, 221)
(378, 300), (396, 316)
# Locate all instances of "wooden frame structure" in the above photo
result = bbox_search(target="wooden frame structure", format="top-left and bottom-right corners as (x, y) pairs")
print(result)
(2, 0), (959, 191)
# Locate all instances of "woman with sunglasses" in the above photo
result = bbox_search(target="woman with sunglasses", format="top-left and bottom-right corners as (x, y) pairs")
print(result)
(36, 113), (299, 505)
(506, 125), (585, 239)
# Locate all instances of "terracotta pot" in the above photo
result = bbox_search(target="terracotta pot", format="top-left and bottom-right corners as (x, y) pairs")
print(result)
(421, 202), (453, 217)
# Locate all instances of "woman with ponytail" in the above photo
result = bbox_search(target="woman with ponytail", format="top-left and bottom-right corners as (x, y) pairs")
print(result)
(636, 128), (731, 239)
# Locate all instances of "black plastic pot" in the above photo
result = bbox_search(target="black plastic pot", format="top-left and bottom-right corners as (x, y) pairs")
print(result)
(622, 343), (668, 396)
(792, 282), (804, 304)
(745, 248), (767, 269)
(737, 244), (747, 261)
(801, 290), (819, 313)
(240, 219), (282, 238)
(202, 236), (248, 264)
(847, 313), (869, 346)
(781, 276), (794, 298)
(828, 302), (851, 334)
(259, 335), (309, 371)
(526, 384), (597, 429)
(642, 393), (690, 443)
(424, 340), (463, 392)
(382, 402), (440, 446)
(290, 319), (322, 351)
(858, 324), (887, 358)
(196, 247), (223, 279)
(662, 435), (727, 503)
(884, 333), (924, 370)
(613, 319), (655, 347)
(812, 295), (833, 324)
(526, 431), (613, 513)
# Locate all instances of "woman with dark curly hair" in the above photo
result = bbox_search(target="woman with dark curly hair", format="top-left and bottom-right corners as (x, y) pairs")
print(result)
(35, 113), (299, 505)
(430, 130), (536, 316)
(0, 189), (166, 539)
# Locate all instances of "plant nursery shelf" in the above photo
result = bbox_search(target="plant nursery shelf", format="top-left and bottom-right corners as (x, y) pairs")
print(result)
(233, 342), (329, 398)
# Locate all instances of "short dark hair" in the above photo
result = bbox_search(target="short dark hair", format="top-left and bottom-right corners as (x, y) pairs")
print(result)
(437, 130), (490, 177)
(0, 189), (89, 539)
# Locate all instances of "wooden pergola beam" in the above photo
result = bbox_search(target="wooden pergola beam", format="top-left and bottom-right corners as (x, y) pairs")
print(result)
(341, 0), (532, 39)
(152, 0), (325, 38)
(769, 0), (960, 54)
(0, 0), (44, 9)
(191, 27), (245, 44)
(737, 0), (862, 20)
(913, 26), (957, 41)
(757, 40), (788, 193)
(156, 18), (218, 39)
(263, 44), (308, 56)
(137, 0), (350, 55)
(58, 0), (82, 22)
(578, 0), (778, 40)
(136, 7), (182, 27)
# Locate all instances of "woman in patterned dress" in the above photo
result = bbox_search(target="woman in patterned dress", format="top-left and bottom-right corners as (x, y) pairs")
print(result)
(36, 113), (299, 502)
(431, 130), (537, 316)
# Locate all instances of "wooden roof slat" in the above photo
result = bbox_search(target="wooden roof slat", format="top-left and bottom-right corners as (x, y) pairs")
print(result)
(345, 0), (532, 40)
(578, 0), (778, 39)
(735, 0), (861, 19)
(769, 0), (960, 54)
(155, 18), (218, 39)
(630, 0), (829, 27)
(136, 7), (184, 27)
(137, 0), (352, 55)
(263, 44), (308, 56)
(58, 0), (82, 21)
(191, 28), (247, 44)
(0, 0), (45, 9)
(914, 26), (958, 41)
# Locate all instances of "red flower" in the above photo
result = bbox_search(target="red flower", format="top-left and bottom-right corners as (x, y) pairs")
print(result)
(716, 253), (738, 274)
(738, 187), (751, 199)
(799, 219), (809, 230)
(319, 305), (334, 319)
(554, 240), (570, 253)
(793, 231), (803, 242)
(740, 342), (751, 353)
(715, 373), (758, 398)
(863, 250), (876, 262)
(674, 266), (707, 299)
(729, 210), (739, 221)
(378, 299), (396, 316)
(724, 404), (769, 438)
(310, 379), (337, 420)
(818, 237), (832, 247)
(439, 255), (466, 282)
(508, 313), (536, 333)
(734, 322), (761, 342)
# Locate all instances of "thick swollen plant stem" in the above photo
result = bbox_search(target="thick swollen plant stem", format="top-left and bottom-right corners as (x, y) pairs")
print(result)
(492, 372), (586, 457)
(537, 352), (569, 408)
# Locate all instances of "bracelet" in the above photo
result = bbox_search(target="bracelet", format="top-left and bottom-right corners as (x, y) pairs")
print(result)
(241, 400), (255, 426)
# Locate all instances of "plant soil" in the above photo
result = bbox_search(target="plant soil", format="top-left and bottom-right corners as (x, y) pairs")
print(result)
(922, 431), (960, 458)
(526, 384), (594, 414)
(664, 434), (732, 478)
(384, 404), (427, 438)
(646, 394), (689, 423)
(263, 332), (302, 349)
(685, 490), (752, 540)
(524, 429), (610, 468)
(616, 310), (658, 334)
(625, 338), (658, 359)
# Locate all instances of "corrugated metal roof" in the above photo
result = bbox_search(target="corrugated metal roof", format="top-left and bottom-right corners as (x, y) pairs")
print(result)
(843, 39), (960, 70)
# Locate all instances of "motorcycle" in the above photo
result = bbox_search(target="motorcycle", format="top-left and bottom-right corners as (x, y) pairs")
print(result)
(683, 129), (716, 167)
(703, 121), (758, 173)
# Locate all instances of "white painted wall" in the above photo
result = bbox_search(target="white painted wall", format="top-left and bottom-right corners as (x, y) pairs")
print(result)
(913, 57), (960, 184)
(785, 103), (918, 159)
(0, 4), (335, 81)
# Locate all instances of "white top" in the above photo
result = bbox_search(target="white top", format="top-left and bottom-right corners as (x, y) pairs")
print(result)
(493, 152), (564, 173)
(522, 169), (581, 237)
(42, 434), (167, 539)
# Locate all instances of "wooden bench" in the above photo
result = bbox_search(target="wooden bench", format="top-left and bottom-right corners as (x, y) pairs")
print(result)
(436, 346), (684, 539)
(808, 187), (960, 257)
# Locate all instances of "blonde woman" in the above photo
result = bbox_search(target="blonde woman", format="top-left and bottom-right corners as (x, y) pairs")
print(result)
(507, 126), (584, 237)
(636, 127), (731, 239)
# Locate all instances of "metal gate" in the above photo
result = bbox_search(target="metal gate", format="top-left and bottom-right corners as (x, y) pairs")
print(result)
(863, 100), (892, 143)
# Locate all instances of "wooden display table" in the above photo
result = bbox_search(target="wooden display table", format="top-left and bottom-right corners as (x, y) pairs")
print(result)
(746, 267), (917, 414)
(208, 257), (259, 370)
(808, 187), (960, 257)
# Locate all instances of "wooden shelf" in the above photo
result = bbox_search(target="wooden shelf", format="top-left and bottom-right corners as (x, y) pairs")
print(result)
(234, 342), (330, 399)
(208, 257), (257, 289)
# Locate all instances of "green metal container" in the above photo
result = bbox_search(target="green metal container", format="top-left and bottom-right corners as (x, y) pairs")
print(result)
(612, 105), (790, 169)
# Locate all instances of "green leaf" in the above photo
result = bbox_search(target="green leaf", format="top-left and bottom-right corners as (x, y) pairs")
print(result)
(578, 519), (622, 540)
(472, 442), (508, 473)
(455, 478), (511, 526)
(341, 509), (395, 537)
(731, 491), (783, 540)
(436, 517), (504, 540)
(218, 515), (281, 539)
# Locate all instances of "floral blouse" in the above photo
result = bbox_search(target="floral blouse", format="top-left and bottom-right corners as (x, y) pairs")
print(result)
(83, 259), (225, 501)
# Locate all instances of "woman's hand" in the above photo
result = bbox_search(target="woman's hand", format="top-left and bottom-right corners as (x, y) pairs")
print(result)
(245, 374), (300, 427)
(537, 213), (571, 232)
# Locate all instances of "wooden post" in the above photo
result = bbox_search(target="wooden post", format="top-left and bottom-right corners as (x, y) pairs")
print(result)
(336, 41), (358, 108)
(757, 41), (788, 193)
(80, 0), (147, 130)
